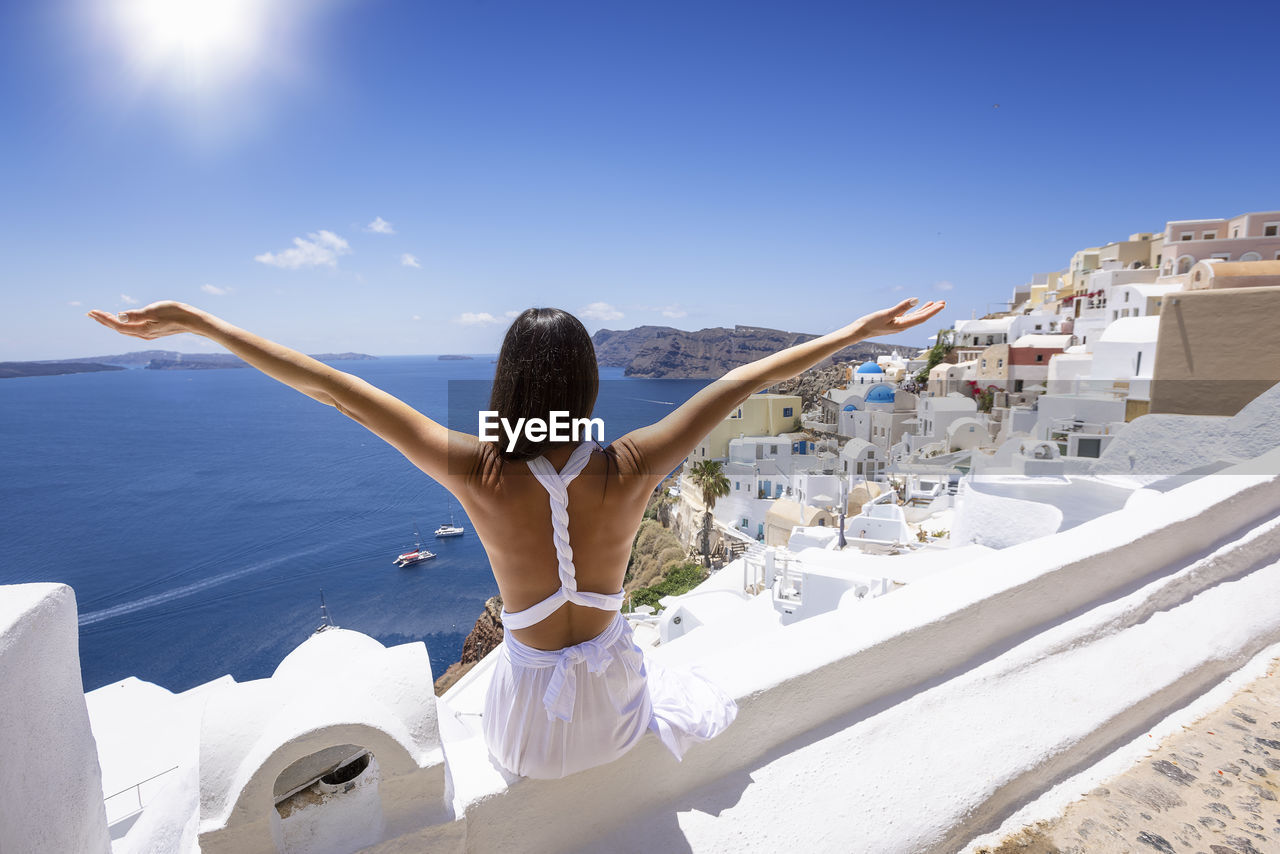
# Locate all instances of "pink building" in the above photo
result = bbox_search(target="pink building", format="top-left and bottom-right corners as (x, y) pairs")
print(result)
(1161, 211), (1280, 275)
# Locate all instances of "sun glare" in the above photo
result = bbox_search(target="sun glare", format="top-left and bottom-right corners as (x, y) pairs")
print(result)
(111, 0), (267, 92)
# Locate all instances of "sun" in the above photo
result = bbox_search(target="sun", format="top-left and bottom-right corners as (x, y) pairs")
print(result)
(109, 0), (268, 93)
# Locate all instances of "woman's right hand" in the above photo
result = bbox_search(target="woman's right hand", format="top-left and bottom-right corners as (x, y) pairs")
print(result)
(854, 297), (946, 339)
(87, 301), (205, 340)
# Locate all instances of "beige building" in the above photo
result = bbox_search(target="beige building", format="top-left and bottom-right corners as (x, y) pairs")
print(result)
(763, 499), (835, 547)
(690, 393), (802, 461)
(1186, 260), (1280, 291)
(928, 359), (977, 397)
(1150, 286), (1280, 417)
(974, 343), (1011, 387)
(1098, 233), (1161, 273)
(1027, 272), (1065, 309)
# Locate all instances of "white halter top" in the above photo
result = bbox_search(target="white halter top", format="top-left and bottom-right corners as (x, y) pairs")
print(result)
(499, 439), (626, 631)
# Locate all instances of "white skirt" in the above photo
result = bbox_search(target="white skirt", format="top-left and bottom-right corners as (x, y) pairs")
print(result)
(482, 612), (738, 780)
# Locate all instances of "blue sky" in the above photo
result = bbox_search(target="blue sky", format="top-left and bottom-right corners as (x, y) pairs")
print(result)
(3, 0), (1278, 360)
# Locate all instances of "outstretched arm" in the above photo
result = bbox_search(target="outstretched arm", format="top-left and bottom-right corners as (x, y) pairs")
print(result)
(87, 302), (482, 493)
(615, 297), (946, 484)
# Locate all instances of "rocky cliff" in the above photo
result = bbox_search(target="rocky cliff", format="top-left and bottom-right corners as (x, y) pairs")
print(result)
(592, 324), (905, 378)
(433, 595), (505, 696)
(770, 363), (852, 410)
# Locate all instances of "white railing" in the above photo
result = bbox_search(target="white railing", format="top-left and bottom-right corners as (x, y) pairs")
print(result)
(104, 765), (180, 826)
(1049, 418), (1117, 436)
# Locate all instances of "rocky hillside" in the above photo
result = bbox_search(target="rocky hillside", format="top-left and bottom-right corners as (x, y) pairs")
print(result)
(592, 324), (907, 378)
(433, 595), (505, 696)
(768, 363), (853, 411)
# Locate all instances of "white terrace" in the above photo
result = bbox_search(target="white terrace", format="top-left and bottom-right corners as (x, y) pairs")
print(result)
(4, 452), (1280, 853)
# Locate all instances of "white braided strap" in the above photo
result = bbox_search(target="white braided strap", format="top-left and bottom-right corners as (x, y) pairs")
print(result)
(527, 441), (596, 593)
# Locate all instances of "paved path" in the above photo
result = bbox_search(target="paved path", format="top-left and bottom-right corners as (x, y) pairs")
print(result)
(976, 658), (1280, 854)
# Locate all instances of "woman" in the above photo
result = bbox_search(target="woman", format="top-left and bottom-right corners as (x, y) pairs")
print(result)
(87, 296), (945, 778)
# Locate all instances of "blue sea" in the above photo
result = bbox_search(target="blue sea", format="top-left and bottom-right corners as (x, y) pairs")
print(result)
(0, 358), (707, 693)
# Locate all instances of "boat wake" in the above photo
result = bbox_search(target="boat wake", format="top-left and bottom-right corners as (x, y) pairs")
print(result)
(77, 542), (335, 628)
(631, 397), (676, 406)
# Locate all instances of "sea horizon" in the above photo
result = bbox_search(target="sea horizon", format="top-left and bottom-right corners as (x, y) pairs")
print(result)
(0, 358), (710, 694)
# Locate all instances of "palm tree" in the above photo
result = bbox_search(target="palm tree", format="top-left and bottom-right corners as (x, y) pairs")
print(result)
(687, 460), (730, 567)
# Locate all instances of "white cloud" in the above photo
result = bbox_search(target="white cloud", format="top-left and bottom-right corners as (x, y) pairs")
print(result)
(891, 284), (905, 292)
(935, 280), (955, 291)
(401, 253), (421, 268)
(580, 301), (623, 322)
(68, 300), (82, 306)
(454, 312), (503, 326)
(504, 310), (521, 319)
(660, 305), (687, 319)
(255, 230), (350, 269)
(201, 284), (230, 296)
(120, 294), (139, 305)
(366, 217), (395, 235)
(412, 315), (422, 321)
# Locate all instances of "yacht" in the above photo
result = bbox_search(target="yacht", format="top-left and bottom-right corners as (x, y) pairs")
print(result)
(313, 590), (339, 634)
(394, 524), (436, 567)
(434, 511), (465, 538)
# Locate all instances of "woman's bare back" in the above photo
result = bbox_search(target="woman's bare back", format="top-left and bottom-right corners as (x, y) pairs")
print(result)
(456, 439), (657, 651)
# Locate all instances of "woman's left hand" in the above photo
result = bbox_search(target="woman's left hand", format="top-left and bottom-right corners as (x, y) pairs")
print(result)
(87, 301), (203, 340)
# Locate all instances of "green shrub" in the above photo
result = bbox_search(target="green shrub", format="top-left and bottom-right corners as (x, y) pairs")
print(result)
(628, 562), (708, 612)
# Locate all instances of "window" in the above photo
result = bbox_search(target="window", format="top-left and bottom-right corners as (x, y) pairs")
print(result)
(1180, 233), (1193, 241)
(1203, 231), (1216, 240)
(1211, 253), (1230, 261)
(1077, 437), (1102, 458)
(996, 358), (1003, 368)
(1233, 228), (1240, 238)
(1035, 354), (1043, 362)
(782, 407), (793, 417)
(1034, 324), (1042, 330)
(1266, 224), (1278, 237)
(770, 444), (778, 454)
(1135, 351), (1142, 374)
(735, 481), (740, 490)
(981, 359), (987, 368)
(1124, 291), (1130, 302)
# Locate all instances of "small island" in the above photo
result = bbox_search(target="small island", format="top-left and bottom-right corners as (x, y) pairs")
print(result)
(0, 361), (125, 379)
(437, 354), (474, 361)
(1, 350), (378, 379)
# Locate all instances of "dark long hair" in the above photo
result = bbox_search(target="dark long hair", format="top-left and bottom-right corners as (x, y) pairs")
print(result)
(488, 308), (600, 463)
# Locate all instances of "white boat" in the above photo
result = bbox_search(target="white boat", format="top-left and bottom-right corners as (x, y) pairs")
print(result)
(434, 510), (465, 538)
(313, 590), (339, 634)
(394, 524), (436, 567)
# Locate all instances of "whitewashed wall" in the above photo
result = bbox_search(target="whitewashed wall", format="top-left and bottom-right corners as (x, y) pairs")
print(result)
(0, 583), (110, 853)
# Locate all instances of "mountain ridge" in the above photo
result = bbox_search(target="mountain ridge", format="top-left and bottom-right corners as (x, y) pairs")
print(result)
(592, 324), (915, 378)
